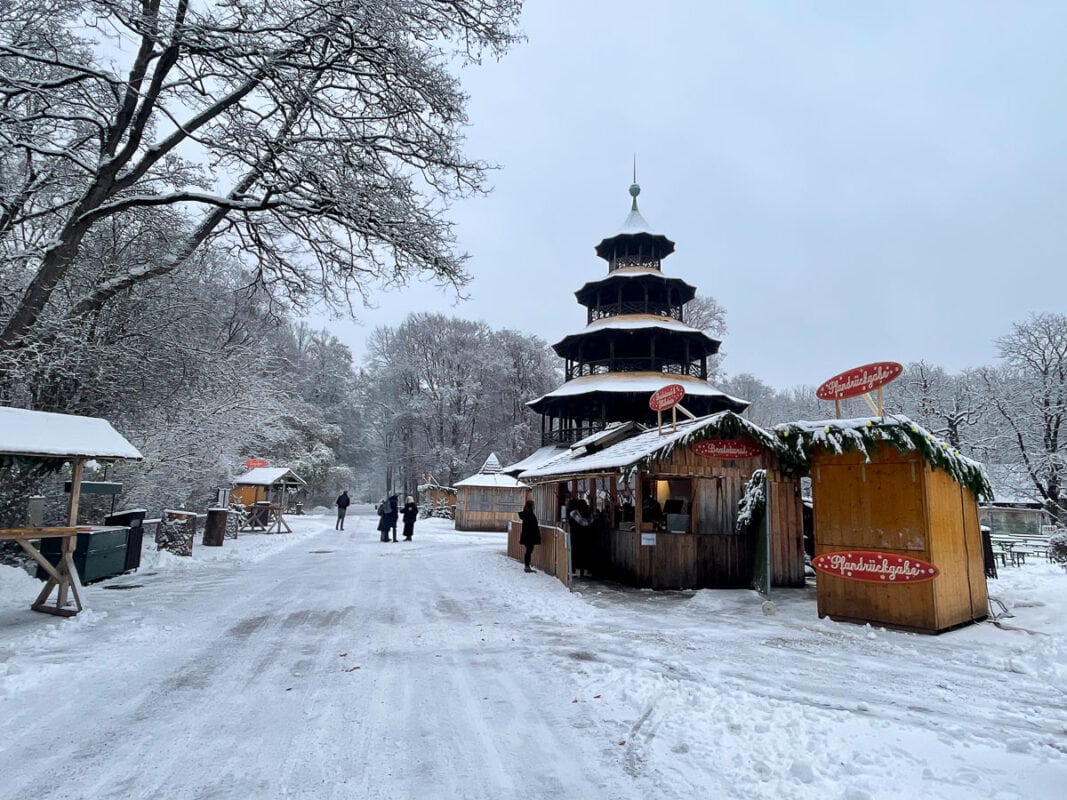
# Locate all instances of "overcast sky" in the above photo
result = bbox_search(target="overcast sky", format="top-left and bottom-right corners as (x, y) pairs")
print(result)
(317, 1), (1067, 390)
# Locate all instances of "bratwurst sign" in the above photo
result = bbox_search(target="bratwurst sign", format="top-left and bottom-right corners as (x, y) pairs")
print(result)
(812, 551), (939, 583)
(816, 362), (903, 401)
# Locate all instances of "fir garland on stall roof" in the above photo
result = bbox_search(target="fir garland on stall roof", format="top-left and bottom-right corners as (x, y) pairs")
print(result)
(773, 415), (994, 501)
(626, 411), (793, 478)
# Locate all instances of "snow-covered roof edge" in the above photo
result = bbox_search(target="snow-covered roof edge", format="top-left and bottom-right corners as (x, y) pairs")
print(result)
(0, 406), (142, 460)
(773, 415), (993, 501)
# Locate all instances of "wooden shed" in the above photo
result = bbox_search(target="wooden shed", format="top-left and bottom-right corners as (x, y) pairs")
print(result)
(518, 412), (806, 590)
(777, 416), (992, 634)
(230, 467), (306, 508)
(0, 406), (142, 616)
(454, 453), (530, 532)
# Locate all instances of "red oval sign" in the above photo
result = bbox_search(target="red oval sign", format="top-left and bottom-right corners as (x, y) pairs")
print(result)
(243, 458), (269, 468)
(816, 362), (903, 401)
(649, 384), (686, 412)
(691, 439), (762, 459)
(812, 550), (939, 583)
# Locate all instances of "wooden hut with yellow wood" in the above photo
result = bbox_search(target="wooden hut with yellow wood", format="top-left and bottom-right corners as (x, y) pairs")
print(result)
(776, 415), (992, 633)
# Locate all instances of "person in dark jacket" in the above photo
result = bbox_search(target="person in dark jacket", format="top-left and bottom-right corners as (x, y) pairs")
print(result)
(384, 494), (400, 542)
(518, 500), (541, 573)
(335, 490), (351, 530)
(401, 496), (418, 540)
(376, 499), (390, 542)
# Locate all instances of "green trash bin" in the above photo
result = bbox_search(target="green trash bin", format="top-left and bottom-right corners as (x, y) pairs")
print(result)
(38, 526), (130, 585)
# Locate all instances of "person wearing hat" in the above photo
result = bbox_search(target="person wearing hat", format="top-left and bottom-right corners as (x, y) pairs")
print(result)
(401, 496), (419, 540)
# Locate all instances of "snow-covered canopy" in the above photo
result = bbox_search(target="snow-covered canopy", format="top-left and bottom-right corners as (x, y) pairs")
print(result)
(774, 415), (993, 500)
(520, 412), (779, 482)
(0, 406), (142, 461)
(233, 467), (306, 487)
(501, 445), (569, 476)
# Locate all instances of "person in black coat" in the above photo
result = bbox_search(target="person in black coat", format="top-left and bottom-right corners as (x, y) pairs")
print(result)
(383, 494), (399, 542)
(401, 496), (418, 540)
(335, 490), (351, 530)
(518, 500), (541, 573)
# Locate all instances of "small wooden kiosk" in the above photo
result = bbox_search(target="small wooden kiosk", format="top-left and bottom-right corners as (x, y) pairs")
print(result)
(777, 416), (992, 633)
(518, 412), (806, 590)
(230, 467), (306, 533)
(0, 407), (142, 616)
(454, 453), (530, 532)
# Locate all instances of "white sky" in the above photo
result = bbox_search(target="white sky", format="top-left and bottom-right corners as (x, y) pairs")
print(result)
(316, 1), (1067, 389)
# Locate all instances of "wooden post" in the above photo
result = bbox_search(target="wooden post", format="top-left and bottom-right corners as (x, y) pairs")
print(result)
(58, 459), (85, 613)
(203, 508), (228, 546)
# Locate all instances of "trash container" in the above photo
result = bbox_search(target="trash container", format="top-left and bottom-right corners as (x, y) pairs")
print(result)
(106, 508), (147, 573)
(38, 526), (130, 585)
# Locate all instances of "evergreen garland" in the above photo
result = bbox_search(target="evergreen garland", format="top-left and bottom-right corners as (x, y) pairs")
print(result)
(773, 415), (994, 501)
(628, 411), (790, 477)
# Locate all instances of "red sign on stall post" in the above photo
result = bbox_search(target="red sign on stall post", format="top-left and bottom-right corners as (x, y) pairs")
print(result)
(649, 384), (686, 412)
(816, 362), (903, 401)
(243, 458), (269, 469)
(812, 551), (939, 583)
(691, 439), (763, 460)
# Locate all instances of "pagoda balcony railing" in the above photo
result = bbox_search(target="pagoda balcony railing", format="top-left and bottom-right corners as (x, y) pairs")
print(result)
(566, 358), (705, 380)
(588, 304), (682, 323)
(608, 256), (661, 272)
(541, 425), (607, 446)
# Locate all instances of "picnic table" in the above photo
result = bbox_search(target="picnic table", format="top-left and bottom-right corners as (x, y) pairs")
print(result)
(0, 527), (82, 616)
(990, 534), (1051, 567)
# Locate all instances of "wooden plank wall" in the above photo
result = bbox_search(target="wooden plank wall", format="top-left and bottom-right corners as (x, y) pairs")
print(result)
(812, 447), (987, 633)
(455, 486), (528, 531)
(599, 529), (753, 589)
(507, 520), (570, 587)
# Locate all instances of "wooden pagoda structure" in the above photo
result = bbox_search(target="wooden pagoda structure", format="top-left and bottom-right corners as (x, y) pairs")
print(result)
(527, 182), (747, 444)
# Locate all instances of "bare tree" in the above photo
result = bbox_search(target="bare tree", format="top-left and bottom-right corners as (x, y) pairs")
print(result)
(0, 0), (522, 351)
(895, 361), (988, 452)
(982, 313), (1067, 522)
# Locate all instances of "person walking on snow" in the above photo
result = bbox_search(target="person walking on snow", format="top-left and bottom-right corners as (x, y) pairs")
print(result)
(401, 496), (418, 540)
(518, 499), (541, 573)
(335, 490), (351, 530)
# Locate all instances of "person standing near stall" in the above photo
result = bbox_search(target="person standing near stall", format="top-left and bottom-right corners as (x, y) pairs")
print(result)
(518, 500), (541, 573)
(401, 496), (418, 541)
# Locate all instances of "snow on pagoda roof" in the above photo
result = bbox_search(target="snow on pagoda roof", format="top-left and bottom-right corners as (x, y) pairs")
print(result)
(0, 406), (142, 460)
(520, 412), (777, 482)
(585, 315), (705, 334)
(233, 467), (306, 486)
(528, 373), (747, 405)
(618, 207), (654, 235)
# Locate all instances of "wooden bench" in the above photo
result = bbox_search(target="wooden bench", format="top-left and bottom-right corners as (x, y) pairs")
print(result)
(0, 527), (82, 616)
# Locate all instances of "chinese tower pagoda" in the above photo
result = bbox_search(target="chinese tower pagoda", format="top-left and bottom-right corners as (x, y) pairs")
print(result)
(528, 181), (748, 444)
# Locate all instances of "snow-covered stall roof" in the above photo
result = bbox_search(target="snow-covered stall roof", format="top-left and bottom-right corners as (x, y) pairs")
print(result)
(773, 415), (993, 501)
(456, 451), (529, 488)
(0, 406), (142, 460)
(528, 373), (748, 405)
(233, 467), (306, 486)
(501, 445), (569, 476)
(520, 412), (781, 482)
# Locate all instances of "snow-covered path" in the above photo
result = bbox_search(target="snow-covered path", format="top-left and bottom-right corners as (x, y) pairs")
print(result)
(1, 512), (1065, 800)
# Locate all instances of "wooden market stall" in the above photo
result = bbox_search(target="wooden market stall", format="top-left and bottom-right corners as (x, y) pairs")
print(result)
(517, 412), (806, 590)
(777, 416), (992, 633)
(230, 467), (306, 533)
(454, 453), (530, 532)
(0, 406), (142, 616)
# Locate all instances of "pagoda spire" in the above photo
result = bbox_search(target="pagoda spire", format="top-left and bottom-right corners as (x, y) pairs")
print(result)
(630, 156), (640, 211)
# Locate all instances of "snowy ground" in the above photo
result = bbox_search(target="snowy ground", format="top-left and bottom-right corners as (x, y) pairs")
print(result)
(0, 508), (1064, 800)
